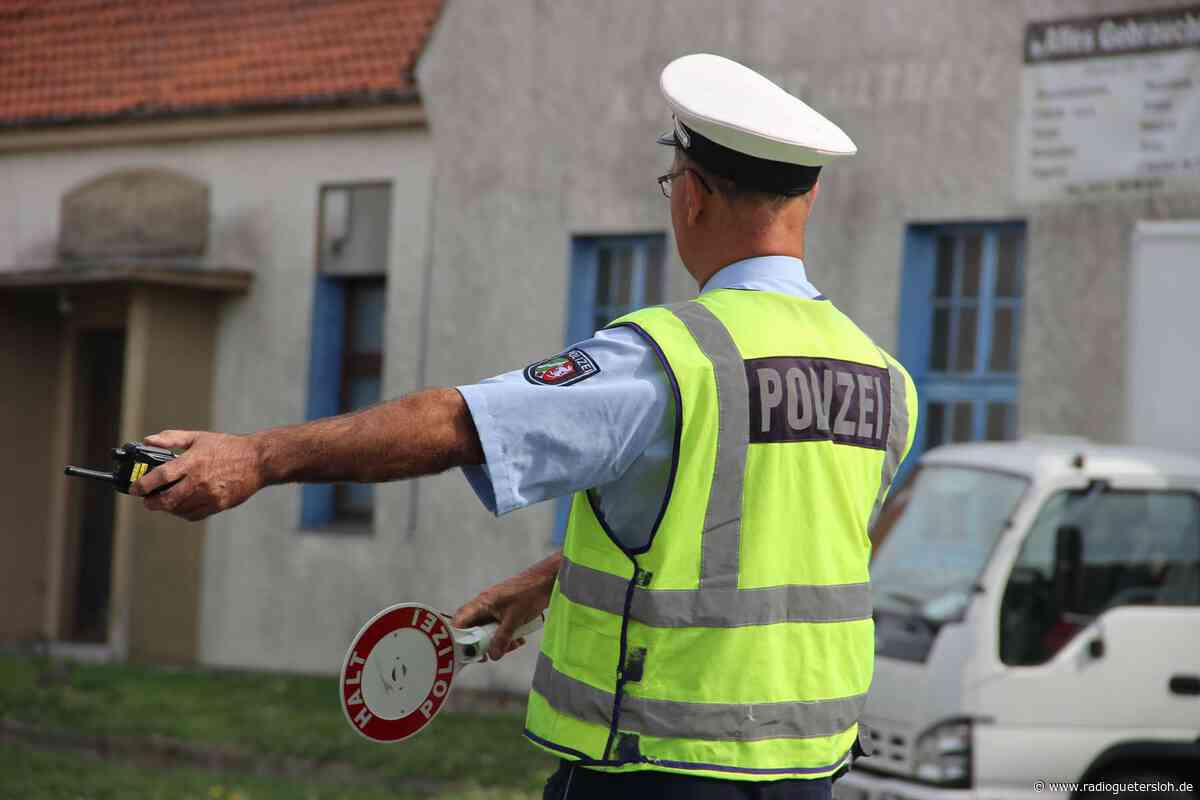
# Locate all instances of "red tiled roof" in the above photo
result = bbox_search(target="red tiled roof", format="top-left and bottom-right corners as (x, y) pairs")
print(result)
(0, 0), (443, 128)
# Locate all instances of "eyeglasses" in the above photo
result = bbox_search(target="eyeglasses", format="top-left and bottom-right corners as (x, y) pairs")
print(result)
(656, 167), (713, 198)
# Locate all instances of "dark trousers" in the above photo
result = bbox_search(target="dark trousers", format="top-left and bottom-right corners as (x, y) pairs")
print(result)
(542, 761), (834, 800)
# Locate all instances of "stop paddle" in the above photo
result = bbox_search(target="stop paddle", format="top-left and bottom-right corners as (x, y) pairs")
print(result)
(339, 602), (545, 743)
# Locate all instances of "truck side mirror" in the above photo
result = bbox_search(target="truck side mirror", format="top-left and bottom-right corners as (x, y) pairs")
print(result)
(1053, 525), (1083, 613)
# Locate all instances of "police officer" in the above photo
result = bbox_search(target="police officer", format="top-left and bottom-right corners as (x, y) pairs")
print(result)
(134, 54), (917, 799)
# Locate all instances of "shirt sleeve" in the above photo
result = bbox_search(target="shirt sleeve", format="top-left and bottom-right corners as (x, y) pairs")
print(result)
(456, 327), (671, 516)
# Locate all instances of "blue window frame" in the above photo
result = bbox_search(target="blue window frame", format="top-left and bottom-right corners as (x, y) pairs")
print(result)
(897, 223), (1026, 478)
(565, 235), (667, 344)
(552, 234), (667, 544)
(301, 183), (391, 530)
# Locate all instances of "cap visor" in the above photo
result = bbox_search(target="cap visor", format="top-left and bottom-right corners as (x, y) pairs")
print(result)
(656, 130), (679, 147)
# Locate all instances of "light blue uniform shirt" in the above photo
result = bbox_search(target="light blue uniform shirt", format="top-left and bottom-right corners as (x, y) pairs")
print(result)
(457, 256), (822, 549)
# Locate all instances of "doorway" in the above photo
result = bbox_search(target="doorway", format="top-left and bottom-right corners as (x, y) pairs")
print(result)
(64, 329), (125, 643)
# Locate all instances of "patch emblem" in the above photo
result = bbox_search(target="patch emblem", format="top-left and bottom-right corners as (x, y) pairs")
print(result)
(524, 349), (601, 387)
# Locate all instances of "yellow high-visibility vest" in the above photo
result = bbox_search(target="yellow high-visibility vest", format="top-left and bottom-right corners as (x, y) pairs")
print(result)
(525, 289), (917, 780)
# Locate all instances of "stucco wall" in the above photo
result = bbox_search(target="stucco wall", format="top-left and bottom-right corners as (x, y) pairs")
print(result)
(418, 0), (1200, 461)
(0, 126), (556, 687)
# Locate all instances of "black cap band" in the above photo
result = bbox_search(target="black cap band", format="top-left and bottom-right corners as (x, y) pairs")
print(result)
(660, 122), (821, 197)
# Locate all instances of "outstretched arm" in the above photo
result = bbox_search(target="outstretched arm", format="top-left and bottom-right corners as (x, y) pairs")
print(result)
(132, 388), (483, 520)
(253, 387), (483, 484)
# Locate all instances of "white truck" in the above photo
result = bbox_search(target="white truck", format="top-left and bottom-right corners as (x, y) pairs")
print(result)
(837, 439), (1200, 800)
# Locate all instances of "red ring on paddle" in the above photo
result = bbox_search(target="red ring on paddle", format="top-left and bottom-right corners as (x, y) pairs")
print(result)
(340, 604), (457, 742)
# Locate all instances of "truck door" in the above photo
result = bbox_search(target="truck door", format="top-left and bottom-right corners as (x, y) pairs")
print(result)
(975, 485), (1200, 787)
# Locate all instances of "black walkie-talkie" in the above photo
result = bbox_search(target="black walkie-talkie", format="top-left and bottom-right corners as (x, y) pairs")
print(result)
(65, 442), (178, 495)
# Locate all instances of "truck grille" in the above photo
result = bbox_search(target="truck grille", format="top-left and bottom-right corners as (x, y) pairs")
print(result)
(859, 718), (911, 775)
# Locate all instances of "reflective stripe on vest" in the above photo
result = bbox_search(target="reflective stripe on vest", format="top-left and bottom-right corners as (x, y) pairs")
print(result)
(670, 301), (748, 588)
(869, 354), (912, 530)
(533, 652), (867, 741)
(557, 556), (872, 625)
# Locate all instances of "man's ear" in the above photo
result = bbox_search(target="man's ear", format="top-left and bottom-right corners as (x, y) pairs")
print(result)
(684, 170), (706, 227)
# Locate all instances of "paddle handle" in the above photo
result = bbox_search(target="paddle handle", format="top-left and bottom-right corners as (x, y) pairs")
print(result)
(460, 610), (546, 663)
(509, 610), (547, 641)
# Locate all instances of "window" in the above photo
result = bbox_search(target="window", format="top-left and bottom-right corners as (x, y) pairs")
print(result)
(565, 235), (666, 344)
(872, 466), (1028, 615)
(870, 465), (1028, 662)
(1000, 487), (1200, 666)
(552, 234), (668, 543)
(301, 183), (392, 529)
(898, 224), (1025, 473)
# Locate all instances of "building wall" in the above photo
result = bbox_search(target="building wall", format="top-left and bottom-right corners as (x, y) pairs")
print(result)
(418, 0), (1200, 464)
(0, 125), (555, 688)
(0, 293), (60, 641)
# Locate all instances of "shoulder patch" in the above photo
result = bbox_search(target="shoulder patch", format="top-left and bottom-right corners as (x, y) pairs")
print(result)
(524, 348), (601, 387)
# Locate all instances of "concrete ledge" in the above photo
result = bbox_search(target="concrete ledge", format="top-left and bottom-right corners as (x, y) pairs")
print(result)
(0, 263), (254, 293)
(0, 104), (425, 154)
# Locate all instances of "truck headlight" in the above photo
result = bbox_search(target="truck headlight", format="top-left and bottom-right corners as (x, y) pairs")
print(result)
(913, 718), (971, 787)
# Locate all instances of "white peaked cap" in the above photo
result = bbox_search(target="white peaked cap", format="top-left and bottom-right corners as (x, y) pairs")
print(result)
(660, 53), (857, 168)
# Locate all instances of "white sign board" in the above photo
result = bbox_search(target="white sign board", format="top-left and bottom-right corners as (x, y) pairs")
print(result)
(1017, 6), (1200, 205)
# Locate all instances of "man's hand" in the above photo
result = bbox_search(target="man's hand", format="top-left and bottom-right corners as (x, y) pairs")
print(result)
(453, 552), (562, 660)
(130, 430), (264, 521)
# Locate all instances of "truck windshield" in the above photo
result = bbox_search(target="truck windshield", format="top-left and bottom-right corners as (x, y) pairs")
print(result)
(872, 466), (1028, 622)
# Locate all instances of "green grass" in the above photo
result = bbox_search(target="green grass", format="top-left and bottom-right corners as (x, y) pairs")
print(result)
(0, 654), (555, 796)
(0, 743), (542, 800)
